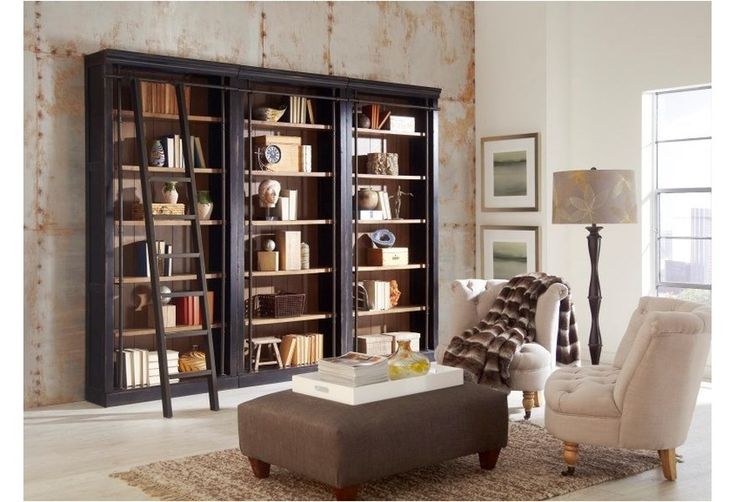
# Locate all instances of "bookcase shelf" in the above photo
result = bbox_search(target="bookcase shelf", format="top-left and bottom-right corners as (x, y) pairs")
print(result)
(116, 273), (223, 284)
(120, 165), (224, 174)
(246, 313), (333, 326)
(355, 305), (427, 317)
(247, 119), (332, 131)
(115, 323), (224, 338)
(356, 127), (425, 137)
(245, 170), (332, 178)
(86, 49), (439, 407)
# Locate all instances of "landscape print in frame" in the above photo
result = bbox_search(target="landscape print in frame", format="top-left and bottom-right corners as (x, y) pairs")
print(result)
(481, 225), (540, 280)
(481, 133), (539, 211)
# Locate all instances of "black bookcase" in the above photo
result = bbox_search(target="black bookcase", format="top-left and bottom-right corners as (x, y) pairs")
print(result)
(85, 49), (440, 406)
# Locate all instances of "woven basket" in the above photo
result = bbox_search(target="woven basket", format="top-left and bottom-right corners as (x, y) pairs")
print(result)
(254, 292), (305, 318)
(179, 345), (207, 372)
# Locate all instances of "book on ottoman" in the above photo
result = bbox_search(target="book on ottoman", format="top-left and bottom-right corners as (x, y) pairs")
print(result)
(317, 352), (388, 387)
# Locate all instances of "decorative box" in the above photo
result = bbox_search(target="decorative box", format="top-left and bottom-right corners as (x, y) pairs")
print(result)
(389, 115), (416, 133)
(132, 203), (185, 220)
(253, 135), (301, 172)
(387, 331), (421, 352)
(366, 247), (409, 266)
(148, 304), (176, 328)
(276, 230), (301, 271)
(257, 251), (279, 271)
(357, 334), (394, 356)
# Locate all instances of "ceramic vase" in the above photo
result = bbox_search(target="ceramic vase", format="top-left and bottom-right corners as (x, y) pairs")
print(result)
(150, 140), (166, 167)
(162, 182), (178, 204)
(387, 340), (430, 380)
(197, 190), (213, 220)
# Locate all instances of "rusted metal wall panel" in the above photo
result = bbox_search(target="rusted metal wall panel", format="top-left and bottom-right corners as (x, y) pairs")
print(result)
(24, 1), (475, 407)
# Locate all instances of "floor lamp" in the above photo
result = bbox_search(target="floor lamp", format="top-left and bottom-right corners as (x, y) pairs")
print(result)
(552, 168), (637, 365)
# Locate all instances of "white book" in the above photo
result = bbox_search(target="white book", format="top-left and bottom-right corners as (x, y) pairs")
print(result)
(166, 137), (175, 167)
(121, 350), (134, 388)
(359, 210), (382, 221)
(380, 191), (391, 220)
(278, 197), (290, 221)
(286, 189), (297, 220)
(301, 145), (312, 172)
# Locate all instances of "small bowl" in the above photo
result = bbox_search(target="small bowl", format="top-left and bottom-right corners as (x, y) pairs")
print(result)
(253, 106), (286, 122)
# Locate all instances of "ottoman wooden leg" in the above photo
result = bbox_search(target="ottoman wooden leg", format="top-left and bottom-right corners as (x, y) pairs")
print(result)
(333, 484), (359, 500)
(478, 448), (501, 470)
(522, 391), (535, 419)
(659, 448), (677, 481)
(248, 457), (271, 478)
(562, 442), (578, 476)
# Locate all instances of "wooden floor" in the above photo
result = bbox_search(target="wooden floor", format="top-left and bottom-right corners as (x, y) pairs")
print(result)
(24, 382), (711, 501)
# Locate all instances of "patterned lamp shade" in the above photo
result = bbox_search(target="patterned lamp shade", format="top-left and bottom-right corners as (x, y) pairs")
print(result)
(552, 169), (637, 224)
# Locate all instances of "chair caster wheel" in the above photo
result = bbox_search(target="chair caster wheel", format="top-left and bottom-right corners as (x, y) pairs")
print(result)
(562, 466), (575, 476)
(524, 411), (531, 420)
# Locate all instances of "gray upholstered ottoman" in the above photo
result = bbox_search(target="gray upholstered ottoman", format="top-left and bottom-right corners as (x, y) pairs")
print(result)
(238, 382), (508, 500)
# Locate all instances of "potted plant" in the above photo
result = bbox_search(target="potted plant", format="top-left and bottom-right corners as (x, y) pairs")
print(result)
(161, 182), (178, 204)
(197, 190), (213, 220)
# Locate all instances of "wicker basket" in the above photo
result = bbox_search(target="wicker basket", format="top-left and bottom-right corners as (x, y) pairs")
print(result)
(254, 292), (305, 318)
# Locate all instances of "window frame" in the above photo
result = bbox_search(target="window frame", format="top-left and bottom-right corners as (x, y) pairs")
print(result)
(653, 85), (712, 294)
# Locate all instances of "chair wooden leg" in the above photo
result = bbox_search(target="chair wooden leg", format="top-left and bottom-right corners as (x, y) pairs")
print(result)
(333, 484), (359, 500)
(562, 442), (578, 476)
(248, 457), (271, 478)
(522, 391), (535, 419)
(659, 448), (677, 481)
(533, 390), (541, 408)
(478, 448), (501, 470)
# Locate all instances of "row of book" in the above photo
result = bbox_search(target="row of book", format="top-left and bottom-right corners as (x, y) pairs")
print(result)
(141, 82), (191, 115)
(159, 134), (207, 169)
(133, 240), (173, 277)
(362, 104), (391, 130)
(117, 349), (179, 388)
(278, 333), (324, 367)
(358, 185), (393, 221)
(359, 280), (393, 311)
(289, 96), (316, 124)
(317, 352), (389, 387)
(173, 292), (214, 326)
(276, 189), (298, 220)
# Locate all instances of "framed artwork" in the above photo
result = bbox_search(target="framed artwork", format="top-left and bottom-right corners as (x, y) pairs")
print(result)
(480, 225), (540, 280)
(481, 133), (539, 211)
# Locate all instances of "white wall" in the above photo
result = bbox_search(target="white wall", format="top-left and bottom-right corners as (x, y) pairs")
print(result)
(475, 1), (711, 365)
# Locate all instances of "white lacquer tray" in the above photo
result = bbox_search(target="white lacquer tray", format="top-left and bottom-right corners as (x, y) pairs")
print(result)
(291, 363), (463, 405)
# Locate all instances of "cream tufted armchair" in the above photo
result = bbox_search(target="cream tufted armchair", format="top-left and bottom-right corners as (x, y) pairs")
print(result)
(438, 279), (572, 419)
(544, 296), (710, 480)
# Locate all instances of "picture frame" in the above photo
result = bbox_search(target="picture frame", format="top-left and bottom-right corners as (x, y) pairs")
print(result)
(481, 133), (539, 211)
(480, 225), (540, 280)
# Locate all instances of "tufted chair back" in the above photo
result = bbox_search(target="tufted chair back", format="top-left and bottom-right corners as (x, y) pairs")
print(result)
(611, 296), (710, 449)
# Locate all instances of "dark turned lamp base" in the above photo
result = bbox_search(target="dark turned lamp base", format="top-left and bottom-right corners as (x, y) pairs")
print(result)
(586, 224), (603, 365)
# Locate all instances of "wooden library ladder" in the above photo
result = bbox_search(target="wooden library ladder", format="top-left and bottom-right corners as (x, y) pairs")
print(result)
(130, 78), (220, 418)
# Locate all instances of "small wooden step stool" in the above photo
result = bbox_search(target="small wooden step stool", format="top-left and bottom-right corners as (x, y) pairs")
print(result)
(253, 337), (283, 372)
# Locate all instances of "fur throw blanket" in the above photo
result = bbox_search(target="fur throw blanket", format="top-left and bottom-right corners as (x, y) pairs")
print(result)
(442, 273), (579, 393)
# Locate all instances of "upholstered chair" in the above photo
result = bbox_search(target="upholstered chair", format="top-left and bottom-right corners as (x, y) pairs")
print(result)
(544, 296), (710, 480)
(438, 279), (571, 419)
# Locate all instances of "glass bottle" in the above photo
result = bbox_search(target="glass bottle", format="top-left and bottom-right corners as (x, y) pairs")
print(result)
(387, 340), (430, 380)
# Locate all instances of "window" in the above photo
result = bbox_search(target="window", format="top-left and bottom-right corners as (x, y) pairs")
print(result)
(653, 86), (711, 304)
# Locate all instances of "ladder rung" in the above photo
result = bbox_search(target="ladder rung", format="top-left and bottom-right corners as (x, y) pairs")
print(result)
(149, 176), (192, 183)
(171, 369), (214, 380)
(158, 252), (201, 259)
(161, 290), (205, 298)
(165, 329), (209, 339)
(153, 214), (196, 221)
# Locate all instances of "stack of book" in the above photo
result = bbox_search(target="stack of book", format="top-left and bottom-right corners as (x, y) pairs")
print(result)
(117, 349), (179, 388)
(159, 135), (207, 168)
(279, 333), (323, 367)
(289, 96), (315, 124)
(276, 189), (298, 221)
(133, 240), (172, 277)
(357, 185), (392, 221)
(359, 280), (392, 310)
(141, 82), (191, 115)
(317, 352), (389, 387)
(173, 291), (215, 326)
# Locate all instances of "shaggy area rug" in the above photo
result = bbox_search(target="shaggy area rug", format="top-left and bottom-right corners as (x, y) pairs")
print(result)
(111, 421), (660, 500)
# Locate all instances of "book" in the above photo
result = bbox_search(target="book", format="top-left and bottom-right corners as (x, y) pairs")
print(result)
(277, 196), (290, 221)
(378, 191), (391, 220)
(193, 136), (207, 168)
(279, 335), (298, 367)
(285, 189), (297, 220)
(165, 243), (172, 276)
(121, 349), (134, 388)
(306, 99), (315, 124)
(317, 352), (389, 387)
(300, 145), (312, 172)
(133, 240), (150, 277)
